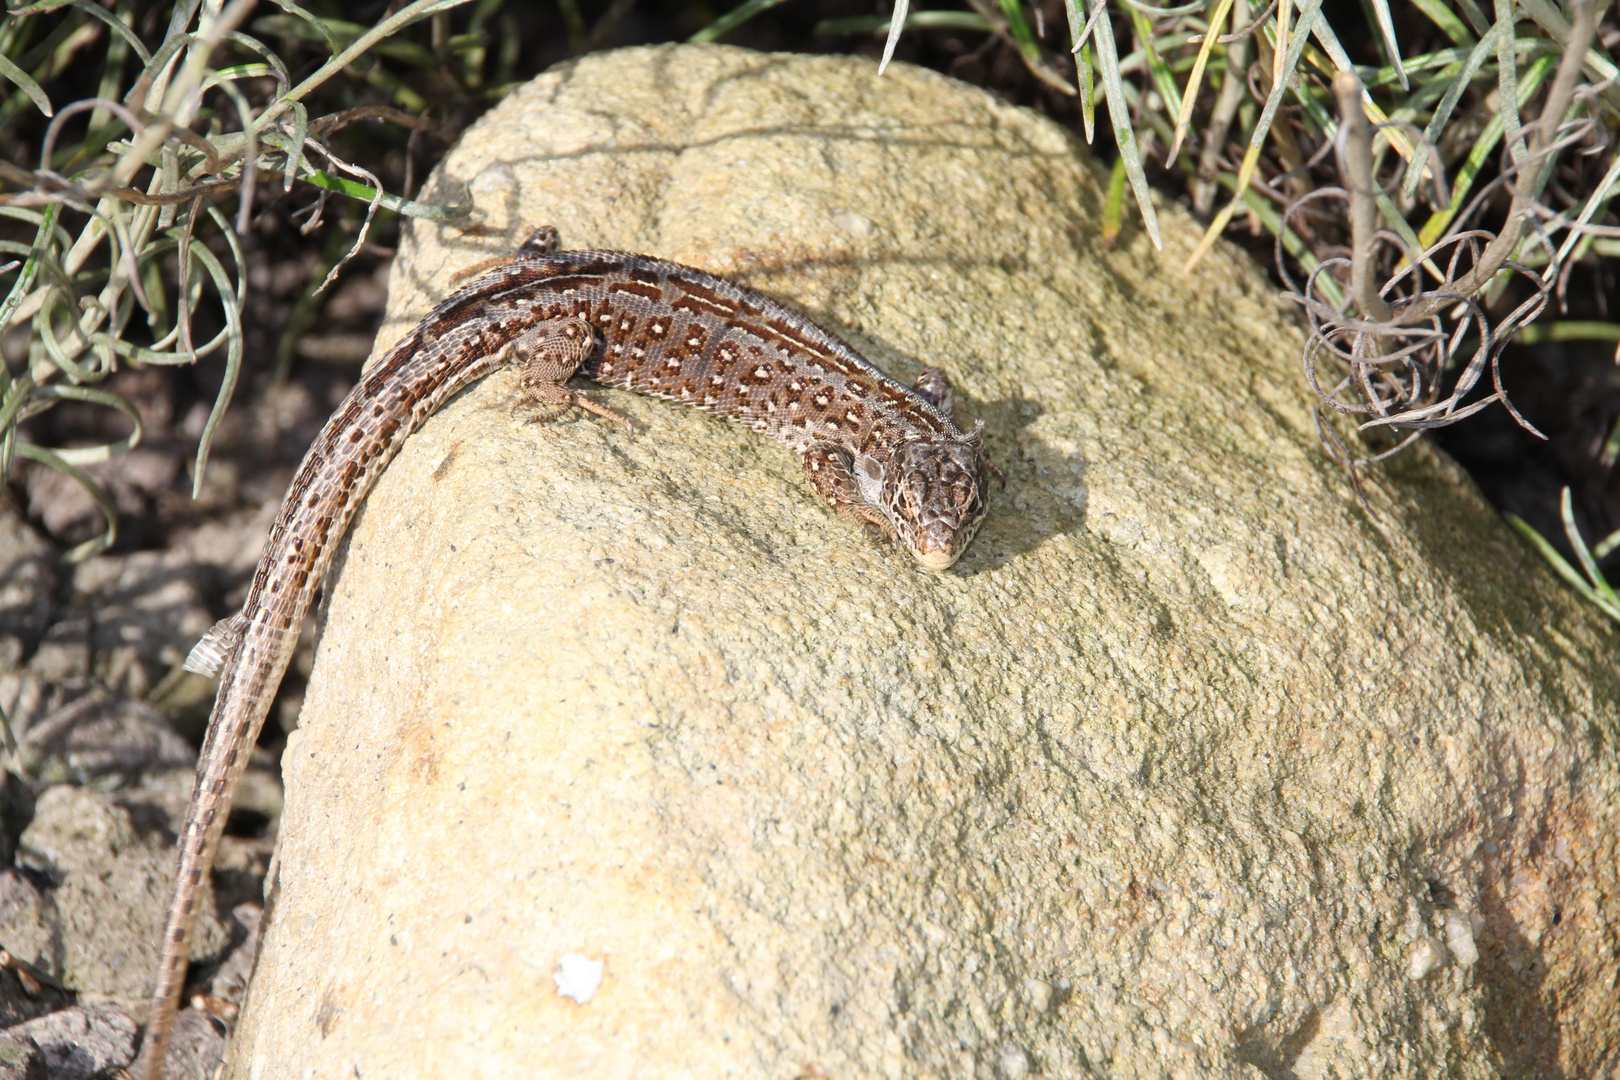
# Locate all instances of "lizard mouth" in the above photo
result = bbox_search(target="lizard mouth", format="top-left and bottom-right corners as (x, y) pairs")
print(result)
(910, 525), (962, 570)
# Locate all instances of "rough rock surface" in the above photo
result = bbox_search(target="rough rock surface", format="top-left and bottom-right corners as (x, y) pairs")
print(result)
(0, 1002), (137, 1079)
(8, 784), (228, 999)
(229, 44), (1619, 1080)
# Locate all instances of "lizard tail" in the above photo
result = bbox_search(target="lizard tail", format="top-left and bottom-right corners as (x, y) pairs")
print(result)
(138, 620), (297, 1079)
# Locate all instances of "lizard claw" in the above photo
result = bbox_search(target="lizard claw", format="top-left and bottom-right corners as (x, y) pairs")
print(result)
(569, 394), (634, 433)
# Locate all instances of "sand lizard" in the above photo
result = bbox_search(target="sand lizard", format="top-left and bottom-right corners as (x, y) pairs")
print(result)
(137, 226), (997, 1076)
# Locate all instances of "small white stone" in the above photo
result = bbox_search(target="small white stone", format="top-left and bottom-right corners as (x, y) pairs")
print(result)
(831, 209), (874, 237)
(553, 953), (605, 1004)
(999, 1043), (1030, 1079)
(1444, 911), (1479, 966)
(1406, 936), (1445, 979)
(1021, 977), (1053, 1013)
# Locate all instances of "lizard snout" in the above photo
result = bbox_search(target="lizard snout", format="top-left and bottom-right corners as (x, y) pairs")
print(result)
(911, 524), (963, 570)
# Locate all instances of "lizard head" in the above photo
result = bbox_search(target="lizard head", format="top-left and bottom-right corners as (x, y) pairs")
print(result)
(855, 428), (994, 570)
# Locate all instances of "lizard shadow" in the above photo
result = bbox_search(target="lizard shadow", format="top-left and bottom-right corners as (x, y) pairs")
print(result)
(961, 390), (1089, 575)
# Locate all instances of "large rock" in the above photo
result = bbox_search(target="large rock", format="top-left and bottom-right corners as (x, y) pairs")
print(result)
(228, 44), (1619, 1080)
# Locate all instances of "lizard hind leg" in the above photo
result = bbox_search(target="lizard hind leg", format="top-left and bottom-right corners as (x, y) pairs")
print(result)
(507, 315), (632, 431)
(183, 612), (251, 678)
(453, 227), (568, 289)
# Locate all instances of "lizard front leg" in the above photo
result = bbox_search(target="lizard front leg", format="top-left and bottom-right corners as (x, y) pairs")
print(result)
(912, 366), (954, 416)
(506, 315), (632, 430)
(802, 443), (893, 542)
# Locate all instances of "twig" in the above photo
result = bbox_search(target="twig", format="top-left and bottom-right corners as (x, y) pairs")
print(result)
(1333, 71), (1393, 323)
(1194, 0), (1253, 215)
(299, 143), (385, 296)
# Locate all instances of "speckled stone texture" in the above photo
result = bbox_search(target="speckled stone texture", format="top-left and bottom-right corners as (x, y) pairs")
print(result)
(227, 44), (1618, 1080)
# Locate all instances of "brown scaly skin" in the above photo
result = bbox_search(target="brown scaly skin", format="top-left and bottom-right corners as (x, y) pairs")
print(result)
(136, 228), (995, 1077)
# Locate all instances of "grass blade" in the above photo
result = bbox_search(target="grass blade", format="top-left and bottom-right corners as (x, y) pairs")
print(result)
(1364, 0), (1407, 89)
(1508, 515), (1620, 624)
(0, 697), (16, 767)
(1493, 0), (1523, 165)
(1451, 0), (1491, 36)
(1063, 0), (1101, 140)
(298, 167), (469, 220)
(184, 205), (244, 496)
(259, 0), (475, 131)
(1562, 487), (1620, 605)
(1403, 21), (1502, 197)
(66, 0), (154, 65)
(689, 0), (791, 43)
(998, 0), (1077, 94)
(1551, 144), (1620, 267)
(1407, 0), (1475, 45)
(815, 12), (995, 35)
(1515, 0), (1620, 116)
(1168, 0), (1235, 164)
(1274, 0), (1292, 90)
(0, 50), (53, 117)
(1101, 154), (1127, 245)
(1513, 322), (1620, 344)
(1089, 0), (1161, 247)
(1127, 7), (1179, 114)
(879, 0), (911, 74)
(1185, 142), (1261, 273)
(1594, 528), (1620, 561)
(0, 206), (59, 337)
(260, 0), (345, 53)
(1077, 43), (1095, 141)
(1417, 53), (1554, 246)
(1250, 0), (1323, 151)
(1063, 0), (1084, 46)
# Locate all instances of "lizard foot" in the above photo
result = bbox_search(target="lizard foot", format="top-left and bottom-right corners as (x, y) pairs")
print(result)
(513, 386), (632, 431)
(502, 315), (633, 431)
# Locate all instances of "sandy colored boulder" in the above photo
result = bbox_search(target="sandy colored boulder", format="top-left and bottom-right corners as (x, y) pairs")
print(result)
(227, 44), (1618, 1080)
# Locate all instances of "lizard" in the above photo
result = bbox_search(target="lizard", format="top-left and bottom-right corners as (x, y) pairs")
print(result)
(136, 225), (997, 1077)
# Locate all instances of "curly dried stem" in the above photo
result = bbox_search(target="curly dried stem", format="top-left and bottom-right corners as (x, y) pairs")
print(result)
(1401, 0), (1595, 322)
